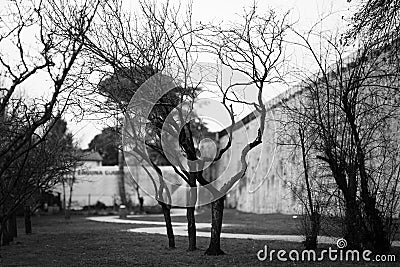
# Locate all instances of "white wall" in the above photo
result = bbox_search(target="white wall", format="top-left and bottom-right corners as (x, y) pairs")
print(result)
(57, 165), (186, 209)
(215, 91), (303, 214)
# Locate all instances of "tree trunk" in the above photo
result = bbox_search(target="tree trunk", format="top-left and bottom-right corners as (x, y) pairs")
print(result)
(205, 197), (225, 255)
(363, 196), (390, 253)
(304, 210), (320, 250)
(62, 180), (66, 212)
(344, 199), (362, 250)
(344, 107), (390, 253)
(136, 184), (144, 213)
(1, 219), (11, 246)
(65, 183), (73, 219)
(159, 202), (175, 248)
(24, 205), (32, 234)
(118, 149), (127, 205)
(9, 211), (17, 238)
(186, 206), (196, 251)
(139, 197), (144, 212)
(186, 171), (197, 251)
(299, 128), (319, 250)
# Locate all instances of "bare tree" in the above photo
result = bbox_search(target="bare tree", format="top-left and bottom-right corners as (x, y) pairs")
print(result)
(198, 6), (291, 255)
(1, 113), (80, 244)
(348, 0), (400, 45)
(346, 0), (400, 89)
(62, 154), (82, 220)
(0, 0), (99, 245)
(82, 0), (290, 255)
(278, 86), (335, 250)
(80, 0), (206, 250)
(285, 26), (400, 253)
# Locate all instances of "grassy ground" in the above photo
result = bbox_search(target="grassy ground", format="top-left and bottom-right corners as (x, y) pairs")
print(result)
(128, 208), (400, 240)
(129, 208), (302, 235)
(0, 209), (399, 266)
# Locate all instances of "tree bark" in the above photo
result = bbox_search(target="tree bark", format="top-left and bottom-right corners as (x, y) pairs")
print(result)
(186, 170), (197, 251)
(363, 196), (390, 253)
(24, 205), (32, 234)
(118, 149), (127, 205)
(304, 211), (320, 250)
(159, 201), (175, 248)
(344, 199), (362, 251)
(205, 197), (225, 255)
(139, 197), (144, 212)
(136, 184), (144, 213)
(343, 101), (390, 253)
(186, 206), (196, 251)
(65, 182), (73, 219)
(62, 181), (66, 212)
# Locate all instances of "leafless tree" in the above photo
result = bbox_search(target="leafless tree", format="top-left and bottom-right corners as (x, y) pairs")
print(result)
(278, 85), (338, 250)
(0, 0), (99, 245)
(348, 0), (400, 44)
(284, 26), (400, 253)
(62, 152), (83, 220)
(80, 0), (207, 250)
(198, 5), (291, 255)
(82, 0), (291, 255)
(347, 0), (400, 81)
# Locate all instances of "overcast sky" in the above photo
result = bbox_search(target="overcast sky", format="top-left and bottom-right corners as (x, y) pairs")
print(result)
(2, 0), (354, 148)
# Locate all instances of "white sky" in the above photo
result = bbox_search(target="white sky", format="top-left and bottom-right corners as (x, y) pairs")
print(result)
(1, 0), (357, 148)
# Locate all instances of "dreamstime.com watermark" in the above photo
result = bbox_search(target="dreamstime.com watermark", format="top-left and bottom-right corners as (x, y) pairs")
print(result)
(257, 238), (397, 263)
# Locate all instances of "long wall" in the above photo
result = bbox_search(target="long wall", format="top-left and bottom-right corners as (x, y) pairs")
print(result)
(214, 87), (303, 214)
(59, 89), (304, 213)
(58, 165), (185, 208)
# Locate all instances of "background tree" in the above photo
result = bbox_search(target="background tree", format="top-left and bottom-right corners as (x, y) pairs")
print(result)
(285, 26), (400, 253)
(80, 0), (205, 249)
(0, 0), (99, 245)
(348, 0), (400, 45)
(1, 114), (79, 244)
(88, 127), (120, 166)
(278, 86), (334, 250)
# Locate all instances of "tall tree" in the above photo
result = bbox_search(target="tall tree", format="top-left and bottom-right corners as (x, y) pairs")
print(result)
(285, 26), (400, 253)
(82, 0), (290, 254)
(198, 6), (291, 255)
(0, 0), (99, 245)
(81, 0), (205, 249)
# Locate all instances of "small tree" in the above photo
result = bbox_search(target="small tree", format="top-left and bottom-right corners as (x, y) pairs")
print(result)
(278, 90), (326, 249)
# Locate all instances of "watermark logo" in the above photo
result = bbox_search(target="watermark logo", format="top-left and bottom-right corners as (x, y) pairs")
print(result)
(336, 238), (347, 249)
(256, 238), (397, 262)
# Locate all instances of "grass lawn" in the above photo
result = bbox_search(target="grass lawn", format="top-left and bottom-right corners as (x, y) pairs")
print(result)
(128, 208), (303, 235)
(0, 208), (399, 266)
(127, 208), (400, 240)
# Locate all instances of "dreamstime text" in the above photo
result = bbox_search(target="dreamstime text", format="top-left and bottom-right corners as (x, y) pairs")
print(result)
(257, 238), (397, 262)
